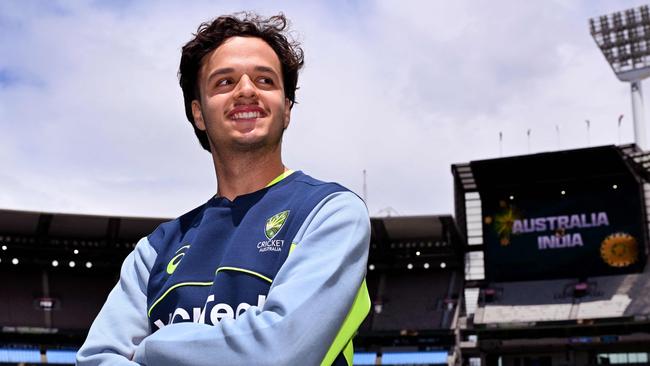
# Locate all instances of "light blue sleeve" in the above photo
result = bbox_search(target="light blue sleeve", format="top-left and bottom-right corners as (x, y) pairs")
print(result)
(132, 191), (370, 366)
(76, 237), (157, 365)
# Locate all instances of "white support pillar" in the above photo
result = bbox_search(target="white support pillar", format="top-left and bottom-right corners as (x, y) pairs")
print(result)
(631, 80), (647, 150)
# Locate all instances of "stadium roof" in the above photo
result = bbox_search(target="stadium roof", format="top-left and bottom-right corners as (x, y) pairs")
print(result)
(0, 208), (464, 273)
(0, 209), (166, 241)
(0, 208), (462, 246)
(453, 144), (650, 197)
(372, 215), (450, 241)
(471, 145), (637, 189)
(368, 215), (464, 272)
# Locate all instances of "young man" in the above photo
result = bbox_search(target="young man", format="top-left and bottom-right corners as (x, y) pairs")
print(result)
(76, 13), (370, 366)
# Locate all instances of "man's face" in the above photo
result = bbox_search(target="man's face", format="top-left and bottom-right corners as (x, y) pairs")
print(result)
(192, 36), (290, 153)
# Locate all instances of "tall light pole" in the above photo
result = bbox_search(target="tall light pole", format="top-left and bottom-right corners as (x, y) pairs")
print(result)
(590, 5), (650, 150)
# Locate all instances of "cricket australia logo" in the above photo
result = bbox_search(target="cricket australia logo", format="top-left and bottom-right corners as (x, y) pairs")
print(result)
(257, 210), (289, 253)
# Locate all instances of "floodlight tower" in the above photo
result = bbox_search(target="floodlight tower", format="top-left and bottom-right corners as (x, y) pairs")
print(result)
(590, 5), (650, 150)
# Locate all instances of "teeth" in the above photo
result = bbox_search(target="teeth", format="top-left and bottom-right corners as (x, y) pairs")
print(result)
(233, 111), (261, 120)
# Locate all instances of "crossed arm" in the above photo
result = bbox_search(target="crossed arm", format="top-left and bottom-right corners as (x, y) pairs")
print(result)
(76, 192), (370, 366)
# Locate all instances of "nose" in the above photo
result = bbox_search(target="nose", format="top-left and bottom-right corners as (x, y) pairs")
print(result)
(233, 74), (257, 100)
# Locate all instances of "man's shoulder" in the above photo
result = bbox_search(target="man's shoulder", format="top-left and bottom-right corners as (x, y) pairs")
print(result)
(287, 171), (352, 196)
(283, 171), (366, 216)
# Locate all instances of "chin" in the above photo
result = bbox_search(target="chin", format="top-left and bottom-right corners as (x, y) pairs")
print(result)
(230, 136), (277, 152)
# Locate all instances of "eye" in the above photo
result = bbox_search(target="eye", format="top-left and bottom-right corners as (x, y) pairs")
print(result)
(216, 78), (233, 87)
(257, 77), (274, 85)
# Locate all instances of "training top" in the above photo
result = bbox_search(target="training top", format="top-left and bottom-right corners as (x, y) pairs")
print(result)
(76, 170), (371, 366)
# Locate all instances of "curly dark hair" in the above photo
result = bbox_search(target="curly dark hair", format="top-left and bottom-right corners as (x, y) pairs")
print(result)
(178, 12), (304, 152)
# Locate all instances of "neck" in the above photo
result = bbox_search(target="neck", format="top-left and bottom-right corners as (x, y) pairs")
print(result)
(211, 144), (287, 201)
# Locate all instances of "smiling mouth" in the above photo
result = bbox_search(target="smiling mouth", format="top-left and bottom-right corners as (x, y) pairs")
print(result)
(231, 111), (264, 120)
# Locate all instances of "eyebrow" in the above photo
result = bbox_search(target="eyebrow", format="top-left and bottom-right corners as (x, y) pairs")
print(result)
(206, 66), (279, 84)
(253, 66), (278, 76)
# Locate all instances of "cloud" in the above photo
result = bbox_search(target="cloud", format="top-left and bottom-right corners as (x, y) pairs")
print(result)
(0, 0), (648, 218)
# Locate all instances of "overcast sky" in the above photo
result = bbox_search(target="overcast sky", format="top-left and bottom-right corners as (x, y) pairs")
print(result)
(1, 0), (648, 219)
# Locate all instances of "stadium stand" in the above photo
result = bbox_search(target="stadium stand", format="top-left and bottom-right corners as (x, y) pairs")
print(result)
(356, 215), (464, 365)
(0, 210), (162, 364)
(371, 270), (454, 331)
(0, 270), (44, 328)
(453, 144), (650, 366)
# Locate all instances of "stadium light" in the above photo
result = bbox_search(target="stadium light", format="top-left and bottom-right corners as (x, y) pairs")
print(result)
(1, 245), (6, 251)
(440, 262), (447, 269)
(85, 261), (92, 269)
(423, 263), (430, 269)
(69, 261), (75, 268)
(407, 263), (413, 270)
(613, 184), (619, 189)
(73, 249), (79, 255)
(11, 258), (18, 265)
(368, 264), (375, 271)
(415, 251), (421, 256)
(52, 260), (59, 267)
(590, 5), (650, 149)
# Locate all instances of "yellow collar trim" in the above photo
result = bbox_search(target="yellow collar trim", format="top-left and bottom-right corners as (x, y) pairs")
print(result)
(266, 169), (295, 187)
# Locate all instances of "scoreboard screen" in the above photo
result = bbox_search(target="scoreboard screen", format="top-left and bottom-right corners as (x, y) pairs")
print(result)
(470, 146), (647, 282)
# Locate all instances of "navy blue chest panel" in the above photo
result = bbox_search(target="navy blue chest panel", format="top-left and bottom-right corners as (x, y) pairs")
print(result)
(146, 173), (346, 331)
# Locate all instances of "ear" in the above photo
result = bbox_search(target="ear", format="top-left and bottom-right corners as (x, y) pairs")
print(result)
(283, 98), (291, 129)
(191, 100), (206, 131)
